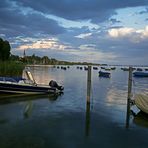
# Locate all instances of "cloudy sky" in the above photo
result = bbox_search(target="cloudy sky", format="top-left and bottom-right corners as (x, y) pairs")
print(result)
(0, 0), (148, 65)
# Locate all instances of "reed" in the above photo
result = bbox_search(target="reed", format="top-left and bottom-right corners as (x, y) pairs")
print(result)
(0, 61), (25, 77)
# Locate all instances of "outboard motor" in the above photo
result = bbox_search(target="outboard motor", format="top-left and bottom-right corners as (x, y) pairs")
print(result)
(49, 80), (64, 91)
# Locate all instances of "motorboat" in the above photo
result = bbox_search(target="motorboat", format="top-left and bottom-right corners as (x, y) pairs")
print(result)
(93, 67), (98, 70)
(133, 111), (148, 128)
(110, 67), (116, 70)
(121, 67), (129, 71)
(0, 70), (64, 95)
(105, 67), (111, 71)
(98, 71), (111, 78)
(136, 68), (143, 71)
(133, 71), (148, 77)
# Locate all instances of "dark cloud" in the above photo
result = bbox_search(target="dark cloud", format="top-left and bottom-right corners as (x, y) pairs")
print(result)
(109, 18), (121, 24)
(0, 1), (66, 38)
(14, 0), (148, 23)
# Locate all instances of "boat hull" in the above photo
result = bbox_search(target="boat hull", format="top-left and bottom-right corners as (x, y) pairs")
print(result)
(0, 83), (57, 94)
(133, 72), (148, 77)
(98, 71), (111, 78)
(135, 94), (148, 114)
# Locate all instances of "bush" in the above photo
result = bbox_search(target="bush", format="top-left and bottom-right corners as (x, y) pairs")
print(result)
(0, 61), (25, 77)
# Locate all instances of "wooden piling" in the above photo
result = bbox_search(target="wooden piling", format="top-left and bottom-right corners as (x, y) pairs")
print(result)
(126, 67), (133, 128)
(87, 66), (91, 104)
(85, 65), (91, 136)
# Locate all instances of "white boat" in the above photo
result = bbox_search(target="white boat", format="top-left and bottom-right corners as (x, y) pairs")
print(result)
(0, 70), (64, 95)
(135, 94), (148, 114)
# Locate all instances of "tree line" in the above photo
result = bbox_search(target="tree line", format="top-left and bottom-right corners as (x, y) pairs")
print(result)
(0, 37), (74, 65)
(0, 37), (101, 66)
(0, 38), (11, 61)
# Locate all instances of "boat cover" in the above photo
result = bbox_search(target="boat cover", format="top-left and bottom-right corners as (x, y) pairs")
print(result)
(135, 94), (148, 114)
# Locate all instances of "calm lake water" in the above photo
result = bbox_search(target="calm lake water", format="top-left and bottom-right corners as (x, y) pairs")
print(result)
(0, 65), (148, 148)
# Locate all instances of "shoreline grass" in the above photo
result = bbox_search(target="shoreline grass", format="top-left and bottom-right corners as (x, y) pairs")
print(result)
(0, 61), (25, 77)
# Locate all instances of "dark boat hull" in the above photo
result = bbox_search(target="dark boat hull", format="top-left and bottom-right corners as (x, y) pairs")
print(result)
(98, 71), (111, 78)
(133, 72), (148, 77)
(0, 83), (57, 94)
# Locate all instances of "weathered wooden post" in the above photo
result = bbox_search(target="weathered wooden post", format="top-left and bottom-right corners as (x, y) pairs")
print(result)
(87, 65), (91, 104)
(85, 65), (91, 136)
(126, 67), (133, 128)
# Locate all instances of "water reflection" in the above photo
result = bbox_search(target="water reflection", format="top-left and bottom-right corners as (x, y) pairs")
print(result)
(0, 94), (60, 105)
(29, 65), (65, 85)
(85, 102), (91, 136)
(0, 66), (148, 148)
(24, 101), (33, 118)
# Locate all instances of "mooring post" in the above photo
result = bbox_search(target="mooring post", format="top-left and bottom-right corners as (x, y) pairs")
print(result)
(87, 65), (91, 104)
(85, 65), (91, 136)
(126, 66), (133, 128)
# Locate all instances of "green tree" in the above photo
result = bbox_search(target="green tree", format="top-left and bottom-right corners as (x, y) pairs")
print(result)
(0, 38), (11, 61)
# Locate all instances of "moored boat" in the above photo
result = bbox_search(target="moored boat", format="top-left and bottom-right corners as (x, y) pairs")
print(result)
(105, 67), (111, 71)
(110, 67), (116, 70)
(84, 66), (88, 70)
(0, 70), (64, 95)
(121, 67), (129, 71)
(93, 67), (98, 70)
(133, 71), (148, 77)
(98, 71), (111, 78)
(136, 68), (143, 71)
(134, 94), (148, 114)
(133, 111), (148, 128)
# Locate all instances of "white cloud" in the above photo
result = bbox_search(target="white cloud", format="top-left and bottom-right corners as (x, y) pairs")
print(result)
(75, 33), (92, 39)
(108, 26), (148, 42)
(136, 26), (148, 38)
(79, 44), (96, 50)
(17, 38), (70, 51)
(108, 27), (135, 38)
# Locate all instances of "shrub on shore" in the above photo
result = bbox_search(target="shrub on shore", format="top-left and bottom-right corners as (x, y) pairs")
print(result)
(0, 61), (25, 77)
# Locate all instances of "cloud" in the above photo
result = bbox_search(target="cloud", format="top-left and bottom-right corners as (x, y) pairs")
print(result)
(14, 0), (148, 23)
(75, 33), (92, 39)
(16, 38), (71, 51)
(1, 0), (148, 65)
(108, 26), (148, 42)
(58, 44), (118, 63)
(108, 27), (135, 38)
(0, 0), (66, 38)
(109, 18), (121, 24)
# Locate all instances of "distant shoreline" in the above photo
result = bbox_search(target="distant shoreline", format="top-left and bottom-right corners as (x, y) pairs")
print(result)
(27, 64), (148, 68)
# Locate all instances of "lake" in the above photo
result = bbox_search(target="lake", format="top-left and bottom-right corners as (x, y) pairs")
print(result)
(0, 65), (148, 148)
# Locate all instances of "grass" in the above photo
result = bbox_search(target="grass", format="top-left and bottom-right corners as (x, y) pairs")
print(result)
(0, 61), (25, 77)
